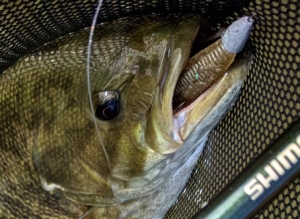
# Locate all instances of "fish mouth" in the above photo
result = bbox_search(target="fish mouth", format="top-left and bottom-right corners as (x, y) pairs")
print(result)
(105, 47), (252, 204)
(146, 16), (254, 154)
(150, 45), (251, 154)
(170, 51), (222, 140)
(144, 38), (225, 154)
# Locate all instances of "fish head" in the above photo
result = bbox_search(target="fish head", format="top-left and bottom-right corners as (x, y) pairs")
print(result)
(4, 15), (251, 206)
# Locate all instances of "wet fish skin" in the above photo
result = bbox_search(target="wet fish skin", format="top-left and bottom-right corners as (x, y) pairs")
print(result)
(0, 15), (201, 218)
(0, 14), (252, 219)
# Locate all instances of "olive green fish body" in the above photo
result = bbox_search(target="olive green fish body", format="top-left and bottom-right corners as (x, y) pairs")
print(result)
(0, 15), (201, 218)
(0, 14), (253, 219)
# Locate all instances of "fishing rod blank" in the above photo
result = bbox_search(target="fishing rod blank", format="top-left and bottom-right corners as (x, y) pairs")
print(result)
(192, 119), (300, 219)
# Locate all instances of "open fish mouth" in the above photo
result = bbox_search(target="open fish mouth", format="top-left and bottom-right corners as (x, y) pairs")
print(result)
(33, 15), (253, 206)
(144, 15), (254, 154)
(101, 54), (254, 206)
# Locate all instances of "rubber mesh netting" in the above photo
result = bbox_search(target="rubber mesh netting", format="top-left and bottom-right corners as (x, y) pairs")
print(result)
(0, 0), (299, 218)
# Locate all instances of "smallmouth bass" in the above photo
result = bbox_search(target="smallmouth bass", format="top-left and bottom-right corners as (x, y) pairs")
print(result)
(0, 14), (253, 218)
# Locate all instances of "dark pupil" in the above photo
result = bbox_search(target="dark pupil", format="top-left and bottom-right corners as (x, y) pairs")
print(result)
(95, 99), (120, 121)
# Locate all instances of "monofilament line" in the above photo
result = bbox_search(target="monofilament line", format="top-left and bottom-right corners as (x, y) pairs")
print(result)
(86, 0), (111, 171)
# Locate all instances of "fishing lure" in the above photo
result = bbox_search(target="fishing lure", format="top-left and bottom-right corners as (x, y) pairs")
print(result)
(173, 16), (254, 109)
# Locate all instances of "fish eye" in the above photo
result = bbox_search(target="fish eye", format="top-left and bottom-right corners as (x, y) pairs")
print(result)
(95, 91), (120, 121)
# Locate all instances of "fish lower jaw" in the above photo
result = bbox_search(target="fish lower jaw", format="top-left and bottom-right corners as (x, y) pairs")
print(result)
(172, 82), (217, 140)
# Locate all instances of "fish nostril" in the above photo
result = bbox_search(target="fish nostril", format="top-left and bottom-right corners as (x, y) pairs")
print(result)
(130, 64), (140, 75)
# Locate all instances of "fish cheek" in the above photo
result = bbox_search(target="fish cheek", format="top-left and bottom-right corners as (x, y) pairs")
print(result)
(108, 126), (148, 179)
(31, 76), (111, 191)
(105, 75), (156, 178)
(123, 73), (156, 119)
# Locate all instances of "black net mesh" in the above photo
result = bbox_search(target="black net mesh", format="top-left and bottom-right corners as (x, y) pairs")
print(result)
(0, 0), (299, 218)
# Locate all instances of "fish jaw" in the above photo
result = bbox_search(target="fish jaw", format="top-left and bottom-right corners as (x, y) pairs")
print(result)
(130, 51), (253, 208)
(144, 26), (201, 154)
(148, 16), (254, 154)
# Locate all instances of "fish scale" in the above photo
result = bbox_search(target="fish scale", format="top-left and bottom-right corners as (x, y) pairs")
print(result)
(0, 14), (252, 219)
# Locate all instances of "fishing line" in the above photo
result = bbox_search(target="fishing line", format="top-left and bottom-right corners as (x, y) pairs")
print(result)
(86, 0), (111, 171)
